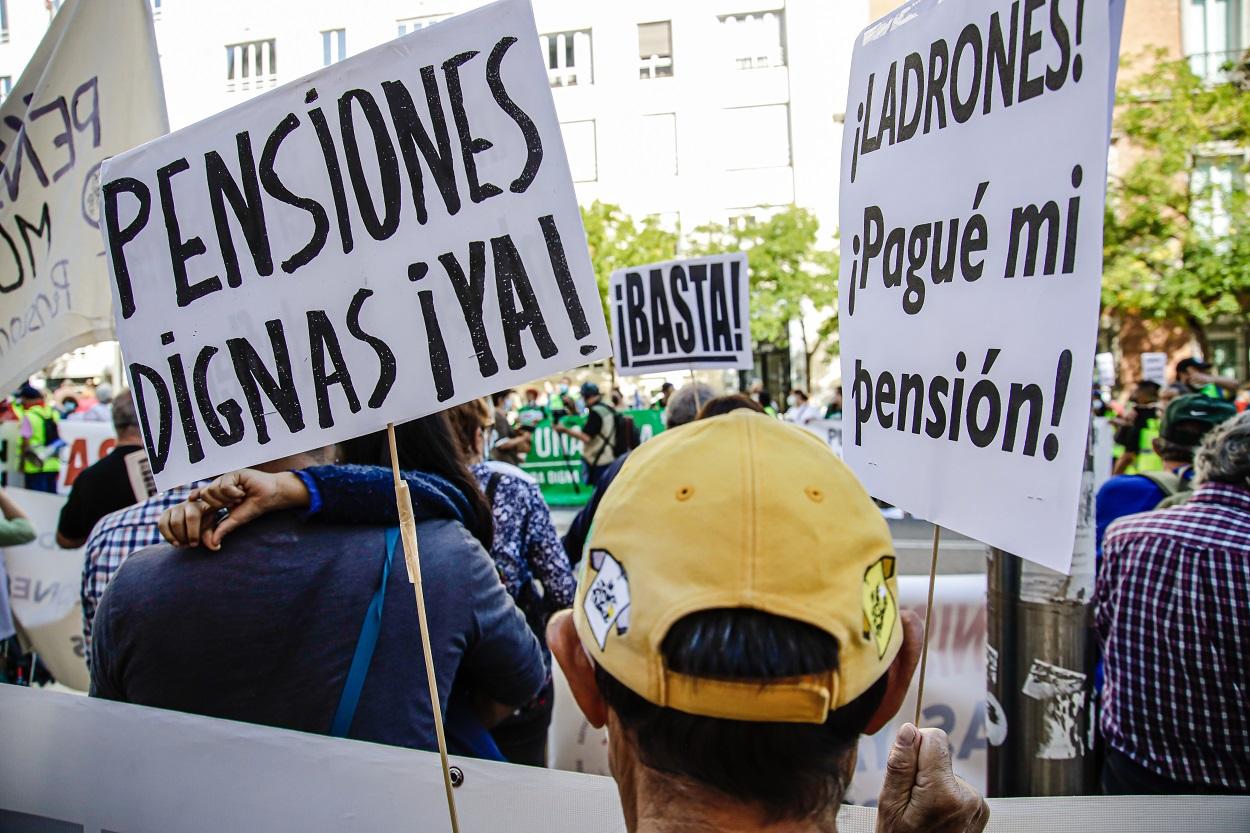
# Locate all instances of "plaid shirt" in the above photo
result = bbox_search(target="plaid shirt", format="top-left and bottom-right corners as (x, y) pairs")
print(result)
(1095, 481), (1250, 790)
(80, 484), (204, 668)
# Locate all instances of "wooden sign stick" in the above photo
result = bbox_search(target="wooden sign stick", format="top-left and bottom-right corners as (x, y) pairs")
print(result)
(387, 423), (462, 833)
(913, 524), (942, 727)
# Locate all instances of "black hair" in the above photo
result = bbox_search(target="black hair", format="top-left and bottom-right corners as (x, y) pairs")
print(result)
(1137, 380), (1161, 393)
(595, 608), (888, 823)
(340, 413), (494, 550)
(758, 390), (773, 407)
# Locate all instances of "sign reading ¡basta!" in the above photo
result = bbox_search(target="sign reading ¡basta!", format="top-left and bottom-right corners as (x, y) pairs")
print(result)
(99, 0), (610, 490)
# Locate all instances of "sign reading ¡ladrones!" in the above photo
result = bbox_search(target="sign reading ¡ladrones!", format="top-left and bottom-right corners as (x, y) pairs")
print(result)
(838, 0), (1124, 572)
(610, 253), (751, 376)
(99, 0), (610, 490)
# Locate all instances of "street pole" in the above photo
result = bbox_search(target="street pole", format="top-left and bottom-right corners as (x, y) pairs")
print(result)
(986, 422), (1098, 796)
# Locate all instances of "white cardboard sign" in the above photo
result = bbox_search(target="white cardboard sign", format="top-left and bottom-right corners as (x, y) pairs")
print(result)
(0, 0), (167, 393)
(838, 0), (1122, 572)
(609, 253), (751, 376)
(1140, 352), (1168, 386)
(99, 0), (610, 490)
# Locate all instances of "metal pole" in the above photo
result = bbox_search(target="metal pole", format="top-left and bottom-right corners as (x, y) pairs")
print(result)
(986, 422), (1098, 796)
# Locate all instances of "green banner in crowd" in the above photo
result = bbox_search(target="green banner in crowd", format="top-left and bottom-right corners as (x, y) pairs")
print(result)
(520, 409), (666, 506)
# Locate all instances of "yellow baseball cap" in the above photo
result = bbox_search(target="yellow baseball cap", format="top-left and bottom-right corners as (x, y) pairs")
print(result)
(574, 410), (901, 724)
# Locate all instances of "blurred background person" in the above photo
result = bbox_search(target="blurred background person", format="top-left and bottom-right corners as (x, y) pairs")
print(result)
(14, 383), (62, 494)
(57, 390), (147, 549)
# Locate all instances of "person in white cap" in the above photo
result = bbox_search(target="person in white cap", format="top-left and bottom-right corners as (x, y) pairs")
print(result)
(549, 410), (987, 832)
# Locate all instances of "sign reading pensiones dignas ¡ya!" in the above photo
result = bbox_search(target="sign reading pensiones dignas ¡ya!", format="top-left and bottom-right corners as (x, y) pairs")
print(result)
(98, 0), (610, 491)
(838, 0), (1124, 573)
(609, 253), (751, 376)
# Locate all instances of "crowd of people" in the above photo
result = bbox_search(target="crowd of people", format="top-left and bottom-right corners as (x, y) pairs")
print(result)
(0, 351), (1244, 821)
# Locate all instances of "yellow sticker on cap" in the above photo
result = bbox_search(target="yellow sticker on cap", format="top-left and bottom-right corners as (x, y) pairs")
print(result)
(862, 555), (898, 659)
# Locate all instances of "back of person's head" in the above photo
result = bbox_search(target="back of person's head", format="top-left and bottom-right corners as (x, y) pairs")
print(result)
(791, 389), (809, 402)
(1134, 380), (1161, 400)
(1196, 412), (1250, 488)
(1154, 393), (1237, 464)
(696, 394), (764, 420)
(552, 413), (917, 827)
(445, 398), (492, 461)
(758, 389), (773, 408)
(341, 412), (493, 549)
(112, 389), (139, 435)
(664, 382), (717, 428)
(94, 382), (114, 404)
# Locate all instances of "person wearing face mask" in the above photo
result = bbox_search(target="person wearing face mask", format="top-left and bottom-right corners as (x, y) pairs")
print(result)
(785, 389), (821, 425)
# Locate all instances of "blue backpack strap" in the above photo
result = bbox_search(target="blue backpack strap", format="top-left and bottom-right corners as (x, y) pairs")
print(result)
(330, 527), (400, 737)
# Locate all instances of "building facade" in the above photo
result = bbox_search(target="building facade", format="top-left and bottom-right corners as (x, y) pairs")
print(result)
(0, 0), (869, 396)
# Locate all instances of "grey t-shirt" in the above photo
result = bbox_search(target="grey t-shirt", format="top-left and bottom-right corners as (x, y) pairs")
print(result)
(90, 512), (545, 752)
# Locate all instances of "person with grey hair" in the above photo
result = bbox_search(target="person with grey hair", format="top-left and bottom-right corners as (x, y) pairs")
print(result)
(56, 390), (149, 549)
(78, 382), (114, 422)
(1094, 411), (1250, 795)
(562, 382), (717, 565)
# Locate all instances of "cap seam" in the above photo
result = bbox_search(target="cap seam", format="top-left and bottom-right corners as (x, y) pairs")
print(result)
(746, 412), (756, 597)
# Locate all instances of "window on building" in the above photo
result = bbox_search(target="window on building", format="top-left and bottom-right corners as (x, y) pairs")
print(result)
(1206, 336), (1237, 379)
(1192, 154), (1242, 240)
(561, 120), (597, 182)
(541, 29), (592, 87)
(640, 113), (678, 175)
(0, 77), (11, 106)
(225, 39), (278, 92)
(638, 21), (673, 79)
(1, 0), (9, 44)
(397, 15), (449, 36)
(322, 29), (346, 66)
(720, 11), (786, 69)
(1183, 0), (1244, 81)
(722, 104), (791, 170)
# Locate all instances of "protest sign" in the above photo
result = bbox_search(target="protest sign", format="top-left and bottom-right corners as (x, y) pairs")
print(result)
(520, 408), (664, 505)
(838, 0), (1124, 572)
(1, 419), (117, 492)
(1140, 352), (1167, 386)
(799, 417), (844, 457)
(1095, 352), (1115, 389)
(0, 0), (167, 393)
(3, 488), (90, 690)
(100, 0), (610, 491)
(610, 253), (751, 375)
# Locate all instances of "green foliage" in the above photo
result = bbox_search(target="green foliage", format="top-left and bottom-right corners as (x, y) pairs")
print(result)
(1103, 49), (1250, 340)
(579, 201), (679, 321)
(686, 206), (838, 369)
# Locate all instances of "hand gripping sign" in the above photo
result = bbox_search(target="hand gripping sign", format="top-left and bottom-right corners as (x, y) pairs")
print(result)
(837, 0), (1123, 572)
(99, 0), (610, 491)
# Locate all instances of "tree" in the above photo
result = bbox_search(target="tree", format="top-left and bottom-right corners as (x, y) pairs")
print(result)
(1103, 49), (1250, 354)
(580, 201), (679, 323)
(687, 206), (838, 386)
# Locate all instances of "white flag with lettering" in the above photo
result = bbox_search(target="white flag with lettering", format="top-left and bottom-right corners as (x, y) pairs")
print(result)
(0, 0), (167, 392)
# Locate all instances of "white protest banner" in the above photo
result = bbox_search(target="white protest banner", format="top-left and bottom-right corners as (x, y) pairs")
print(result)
(799, 417), (844, 457)
(1140, 352), (1167, 386)
(609, 253), (751, 376)
(838, 0), (1123, 572)
(1095, 351), (1115, 388)
(550, 574), (989, 802)
(1, 419), (118, 492)
(3, 488), (90, 690)
(0, 0), (167, 393)
(100, 0), (610, 491)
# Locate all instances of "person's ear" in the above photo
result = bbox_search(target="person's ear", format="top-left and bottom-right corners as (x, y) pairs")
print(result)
(863, 608), (923, 735)
(548, 610), (609, 728)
